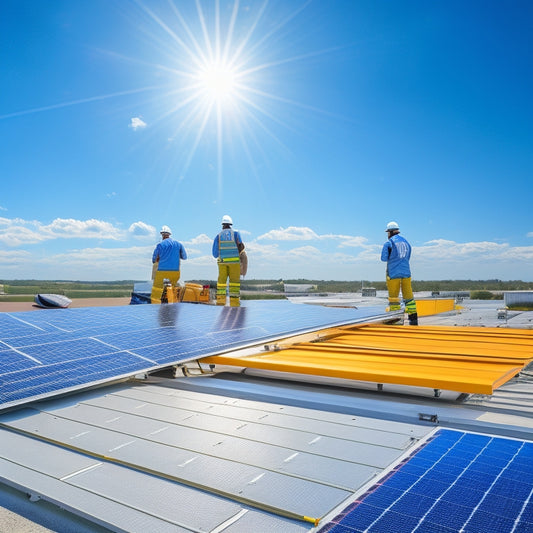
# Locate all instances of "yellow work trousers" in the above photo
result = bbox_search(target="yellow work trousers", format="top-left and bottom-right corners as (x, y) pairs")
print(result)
(151, 270), (180, 304)
(386, 276), (415, 312)
(217, 262), (241, 307)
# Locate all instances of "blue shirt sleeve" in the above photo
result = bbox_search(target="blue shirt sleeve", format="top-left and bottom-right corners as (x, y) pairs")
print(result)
(381, 241), (391, 262)
(152, 243), (161, 263)
(212, 235), (219, 258)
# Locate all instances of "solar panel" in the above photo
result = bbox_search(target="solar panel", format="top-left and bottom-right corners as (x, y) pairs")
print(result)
(0, 301), (389, 410)
(323, 428), (533, 533)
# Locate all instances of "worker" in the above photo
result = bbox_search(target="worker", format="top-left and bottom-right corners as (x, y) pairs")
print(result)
(151, 225), (187, 304)
(381, 221), (418, 325)
(212, 215), (245, 306)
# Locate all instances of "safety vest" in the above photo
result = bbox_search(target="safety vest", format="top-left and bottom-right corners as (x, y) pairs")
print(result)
(218, 229), (240, 263)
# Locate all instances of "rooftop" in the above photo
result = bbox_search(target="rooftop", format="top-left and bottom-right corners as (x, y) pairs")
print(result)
(0, 297), (532, 532)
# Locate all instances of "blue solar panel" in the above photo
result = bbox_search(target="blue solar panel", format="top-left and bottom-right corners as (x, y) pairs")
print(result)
(321, 429), (533, 533)
(0, 300), (388, 410)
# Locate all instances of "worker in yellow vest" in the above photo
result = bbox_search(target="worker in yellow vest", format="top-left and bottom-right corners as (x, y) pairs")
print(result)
(151, 225), (187, 304)
(212, 215), (245, 306)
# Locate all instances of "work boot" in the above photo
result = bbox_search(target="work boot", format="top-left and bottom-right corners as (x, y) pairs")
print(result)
(408, 313), (418, 326)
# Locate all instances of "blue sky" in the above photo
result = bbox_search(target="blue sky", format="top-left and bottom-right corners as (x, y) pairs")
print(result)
(1, 0), (532, 282)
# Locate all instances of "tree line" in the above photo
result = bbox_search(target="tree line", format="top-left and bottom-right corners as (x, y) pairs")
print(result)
(242, 279), (533, 293)
(2, 278), (533, 297)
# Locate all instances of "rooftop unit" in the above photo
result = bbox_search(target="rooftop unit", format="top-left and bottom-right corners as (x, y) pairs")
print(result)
(504, 290), (533, 307)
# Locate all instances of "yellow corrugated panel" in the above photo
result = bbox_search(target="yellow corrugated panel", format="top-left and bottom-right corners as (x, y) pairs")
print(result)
(201, 325), (533, 395)
(416, 299), (456, 316)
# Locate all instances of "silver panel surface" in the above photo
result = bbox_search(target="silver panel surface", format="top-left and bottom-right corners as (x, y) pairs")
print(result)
(31, 400), (379, 491)
(66, 461), (245, 530)
(0, 458), (188, 533)
(0, 380), (429, 529)
(0, 429), (239, 532)
(114, 382), (429, 437)
(220, 509), (311, 533)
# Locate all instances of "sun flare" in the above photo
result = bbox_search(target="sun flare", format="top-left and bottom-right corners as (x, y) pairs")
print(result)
(128, 0), (315, 197)
(197, 62), (238, 102)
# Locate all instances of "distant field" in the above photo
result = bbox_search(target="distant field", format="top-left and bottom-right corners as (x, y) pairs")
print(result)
(0, 281), (134, 301)
(1, 279), (532, 303)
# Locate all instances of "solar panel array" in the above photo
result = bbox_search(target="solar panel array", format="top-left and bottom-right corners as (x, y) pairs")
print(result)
(0, 301), (388, 410)
(322, 428), (533, 533)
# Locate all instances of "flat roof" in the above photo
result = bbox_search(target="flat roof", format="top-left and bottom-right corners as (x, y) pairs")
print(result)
(1, 299), (532, 532)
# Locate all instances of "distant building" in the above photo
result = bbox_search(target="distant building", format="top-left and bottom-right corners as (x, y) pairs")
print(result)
(431, 291), (470, 301)
(361, 287), (377, 297)
(504, 291), (533, 307)
(283, 283), (316, 294)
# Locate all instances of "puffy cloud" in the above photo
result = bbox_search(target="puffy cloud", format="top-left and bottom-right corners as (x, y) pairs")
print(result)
(498, 246), (533, 260)
(129, 117), (147, 130)
(335, 235), (369, 248)
(2, 218), (533, 281)
(256, 226), (369, 249)
(416, 240), (509, 260)
(0, 217), (46, 246)
(128, 221), (156, 238)
(0, 249), (32, 265)
(258, 226), (319, 241)
(186, 233), (213, 245)
(42, 218), (121, 239)
(0, 217), (148, 246)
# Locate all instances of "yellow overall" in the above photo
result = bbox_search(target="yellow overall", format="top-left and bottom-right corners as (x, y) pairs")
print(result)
(151, 270), (180, 304)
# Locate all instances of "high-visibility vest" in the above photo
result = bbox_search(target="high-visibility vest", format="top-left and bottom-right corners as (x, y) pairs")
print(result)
(218, 229), (240, 263)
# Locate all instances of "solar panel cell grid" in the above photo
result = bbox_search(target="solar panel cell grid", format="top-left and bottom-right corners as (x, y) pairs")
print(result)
(1, 301), (387, 409)
(323, 429), (533, 533)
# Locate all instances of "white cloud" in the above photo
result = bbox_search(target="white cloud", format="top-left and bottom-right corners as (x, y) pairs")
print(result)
(128, 221), (156, 239)
(2, 219), (533, 281)
(335, 235), (369, 248)
(498, 246), (533, 261)
(43, 218), (121, 239)
(256, 227), (369, 250)
(0, 206), (7, 211)
(0, 217), (151, 246)
(129, 117), (147, 130)
(416, 240), (509, 260)
(0, 249), (32, 265)
(258, 226), (319, 241)
(0, 217), (46, 246)
(186, 233), (213, 245)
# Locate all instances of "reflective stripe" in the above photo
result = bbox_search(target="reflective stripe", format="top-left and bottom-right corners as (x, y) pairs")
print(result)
(405, 298), (418, 314)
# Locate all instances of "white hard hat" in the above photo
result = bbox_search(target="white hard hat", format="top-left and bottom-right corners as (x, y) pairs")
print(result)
(221, 215), (233, 225)
(160, 225), (172, 234)
(385, 221), (400, 232)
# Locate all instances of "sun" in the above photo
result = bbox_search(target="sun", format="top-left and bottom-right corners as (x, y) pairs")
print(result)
(126, 0), (316, 197)
(197, 61), (238, 103)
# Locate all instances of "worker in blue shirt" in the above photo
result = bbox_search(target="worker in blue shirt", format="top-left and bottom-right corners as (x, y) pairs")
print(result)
(381, 221), (418, 325)
(212, 215), (245, 306)
(151, 225), (187, 303)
